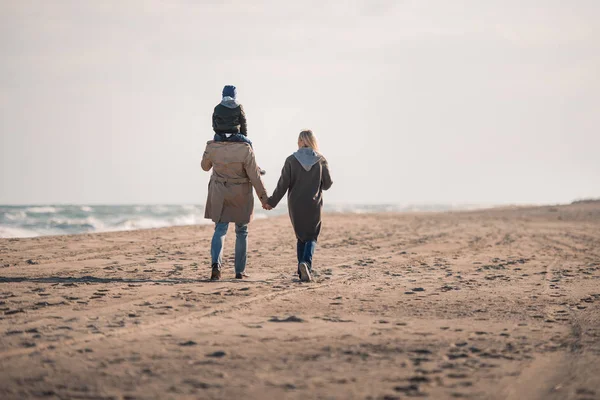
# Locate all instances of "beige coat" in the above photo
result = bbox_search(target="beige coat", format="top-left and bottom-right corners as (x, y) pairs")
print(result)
(201, 141), (268, 224)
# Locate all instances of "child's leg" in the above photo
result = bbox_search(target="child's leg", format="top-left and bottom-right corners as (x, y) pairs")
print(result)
(227, 134), (253, 148)
(239, 136), (253, 148)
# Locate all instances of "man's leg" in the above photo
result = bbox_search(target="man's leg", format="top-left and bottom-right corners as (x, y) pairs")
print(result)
(234, 223), (248, 276)
(211, 222), (229, 269)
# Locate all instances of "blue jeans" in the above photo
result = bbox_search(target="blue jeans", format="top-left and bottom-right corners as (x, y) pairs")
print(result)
(211, 222), (248, 274)
(297, 239), (316, 274)
(213, 133), (253, 148)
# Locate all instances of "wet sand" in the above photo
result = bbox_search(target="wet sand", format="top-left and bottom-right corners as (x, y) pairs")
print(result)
(1, 203), (599, 399)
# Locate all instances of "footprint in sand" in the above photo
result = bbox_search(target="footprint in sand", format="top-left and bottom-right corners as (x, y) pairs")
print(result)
(269, 316), (305, 323)
(182, 379), (222, 390)
(206, 350), (226, 358)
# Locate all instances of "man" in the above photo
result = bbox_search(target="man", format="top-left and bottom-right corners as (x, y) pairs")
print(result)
(201, 139), (269, 280)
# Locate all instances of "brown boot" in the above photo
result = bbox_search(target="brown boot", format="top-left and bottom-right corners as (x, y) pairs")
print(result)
(210, 264), (221, 281)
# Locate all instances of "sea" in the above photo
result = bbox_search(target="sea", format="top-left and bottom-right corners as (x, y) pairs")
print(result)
(0, 204), (485, 238)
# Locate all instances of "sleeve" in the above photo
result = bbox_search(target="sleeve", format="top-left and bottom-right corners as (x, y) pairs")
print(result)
(268, 158), (292, 208)
(212, 106), (218, 132)
(201, 144), (212, 171)
(321, 158), (333, 191)
(243, 147), (268, 203)
(239, 104), (247, 136)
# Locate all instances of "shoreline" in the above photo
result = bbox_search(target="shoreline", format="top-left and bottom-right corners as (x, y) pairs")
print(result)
(0, 202), (561, 240)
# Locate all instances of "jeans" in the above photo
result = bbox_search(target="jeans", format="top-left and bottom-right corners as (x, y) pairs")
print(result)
(211, 222), (248, 274)
(297, 239), (316, 274)
(213, 133), (253, 148)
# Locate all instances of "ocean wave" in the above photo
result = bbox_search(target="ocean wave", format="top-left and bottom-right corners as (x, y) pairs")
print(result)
(110, 216), (211, 231)
(0, 225), (42, 238)
(149, 205), (170, 214)
(26, 206), (61, 214)
(0, 203), (492, 239)
(172, 214), (206, 226)
(48, 216), (105, 231)
(4, 211), (27, 221)
(114, 217), (173, 231)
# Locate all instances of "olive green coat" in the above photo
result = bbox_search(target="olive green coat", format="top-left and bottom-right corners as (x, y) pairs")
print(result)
(201, 141), (268, 224)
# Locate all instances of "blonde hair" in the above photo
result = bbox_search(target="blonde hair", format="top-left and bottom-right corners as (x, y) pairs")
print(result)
(298, 130), (319, 151)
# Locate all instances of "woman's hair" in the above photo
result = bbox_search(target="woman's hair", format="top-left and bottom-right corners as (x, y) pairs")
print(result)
(299, 130), (319, 151)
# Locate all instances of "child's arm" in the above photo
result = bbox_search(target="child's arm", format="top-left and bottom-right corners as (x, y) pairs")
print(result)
(239, 105), (247, 135)
(212, 108), (218, 132)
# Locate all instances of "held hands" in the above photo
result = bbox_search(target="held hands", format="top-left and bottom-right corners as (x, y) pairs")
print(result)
(261, 199), (273, 210)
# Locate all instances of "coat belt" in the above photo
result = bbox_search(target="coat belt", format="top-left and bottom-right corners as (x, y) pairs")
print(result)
(211, 176), (250, 184)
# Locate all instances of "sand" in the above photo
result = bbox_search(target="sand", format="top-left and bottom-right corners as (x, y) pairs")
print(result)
(1, 203), (599, 400)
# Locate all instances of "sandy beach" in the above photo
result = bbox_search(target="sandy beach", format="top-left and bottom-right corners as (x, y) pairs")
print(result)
(1, 203), (599, 400)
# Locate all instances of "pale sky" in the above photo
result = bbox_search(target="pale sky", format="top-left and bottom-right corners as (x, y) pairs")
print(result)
(1, 0), (598, 205)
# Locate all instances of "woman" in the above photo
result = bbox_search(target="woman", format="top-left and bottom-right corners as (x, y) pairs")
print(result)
(267, 130), (333, 282)
(201, 139), (269, 280)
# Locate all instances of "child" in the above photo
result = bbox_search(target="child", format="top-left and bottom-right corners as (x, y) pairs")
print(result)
(212, 85), (265, 174)
(212, 85), (252, 145)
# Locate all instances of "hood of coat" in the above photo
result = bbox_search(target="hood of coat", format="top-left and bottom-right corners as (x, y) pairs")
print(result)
(220, 96), (240, 108)
(293, 148), (322, 171)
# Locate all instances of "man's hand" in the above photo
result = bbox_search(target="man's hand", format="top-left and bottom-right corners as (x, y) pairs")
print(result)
(262, 200), (273, 210)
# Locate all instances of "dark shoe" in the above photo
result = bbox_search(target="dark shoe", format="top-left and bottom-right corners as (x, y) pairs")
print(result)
(299, 262), (312, 282)
(235, 272), (249, 279)
(210, 263), (221, 281)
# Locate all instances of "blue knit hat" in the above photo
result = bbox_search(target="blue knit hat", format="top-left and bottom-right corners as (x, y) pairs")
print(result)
(222, 85), (237, 99)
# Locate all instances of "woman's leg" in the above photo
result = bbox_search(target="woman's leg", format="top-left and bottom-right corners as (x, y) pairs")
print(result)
(211, 222), (229, 268)
(297, 240), (305, 263)
(297, 239), (305, 276)
(234, 223), (248, 275)
(302, 240), (317, 271)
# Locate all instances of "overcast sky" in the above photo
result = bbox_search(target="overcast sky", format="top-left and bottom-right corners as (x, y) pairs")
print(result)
(1, 0), (598, 205)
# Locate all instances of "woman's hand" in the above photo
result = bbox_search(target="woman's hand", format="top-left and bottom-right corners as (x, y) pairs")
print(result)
(262, 200), (273, 210)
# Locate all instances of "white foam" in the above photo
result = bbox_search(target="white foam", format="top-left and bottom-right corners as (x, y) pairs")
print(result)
(80, 206), (93, 212)
(26, 206), (60, 214)
(48, 216), (104, 229)
(115, 217), (172, 231)
(4, 211), (27, 221)
(0, 225), (40, 238)
(172, 214), (207, 226)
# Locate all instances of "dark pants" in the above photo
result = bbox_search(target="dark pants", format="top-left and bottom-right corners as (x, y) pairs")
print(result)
(297, 239), (316, 275)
